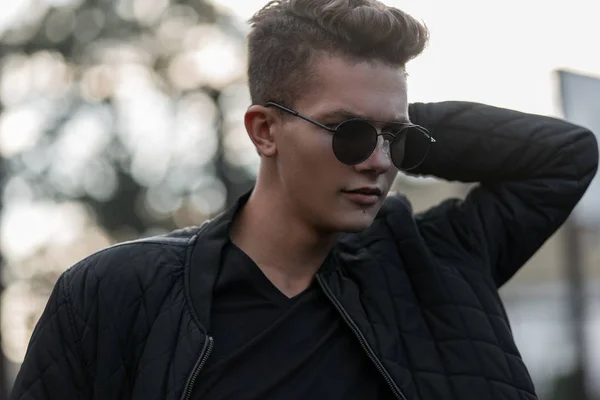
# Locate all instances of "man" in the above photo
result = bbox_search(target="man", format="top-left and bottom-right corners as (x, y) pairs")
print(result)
(10, 0), (598, 399)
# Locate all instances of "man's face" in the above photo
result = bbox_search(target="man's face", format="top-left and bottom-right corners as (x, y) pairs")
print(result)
(271, 55), (408, 233)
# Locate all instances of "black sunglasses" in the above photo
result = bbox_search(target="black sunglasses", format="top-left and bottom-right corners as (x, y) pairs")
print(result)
(265, 102), (435, 171)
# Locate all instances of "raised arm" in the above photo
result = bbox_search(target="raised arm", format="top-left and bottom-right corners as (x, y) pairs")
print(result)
(410, 101), (599, 286)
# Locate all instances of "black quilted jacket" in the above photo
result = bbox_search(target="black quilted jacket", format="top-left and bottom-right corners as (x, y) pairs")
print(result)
(11, 102), (598, 400)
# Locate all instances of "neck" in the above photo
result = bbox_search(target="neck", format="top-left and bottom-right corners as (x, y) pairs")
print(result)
(230, 183), (337, 298)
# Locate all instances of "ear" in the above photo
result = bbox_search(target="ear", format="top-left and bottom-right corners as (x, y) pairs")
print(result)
(244, 105), (278, 157)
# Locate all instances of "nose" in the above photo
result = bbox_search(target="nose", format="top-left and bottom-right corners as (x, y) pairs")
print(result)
(354, 135), (393, 174)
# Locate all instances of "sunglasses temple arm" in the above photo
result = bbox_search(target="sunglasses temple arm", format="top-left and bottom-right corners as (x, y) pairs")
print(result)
(292, 113), (336, 132)
(268, 102), (298, 116)
(267, 102), (336, 133)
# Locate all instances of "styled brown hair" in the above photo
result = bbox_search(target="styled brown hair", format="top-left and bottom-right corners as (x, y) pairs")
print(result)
(247, 0), (429, 107)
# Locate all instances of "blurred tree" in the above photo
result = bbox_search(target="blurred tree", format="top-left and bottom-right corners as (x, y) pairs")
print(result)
(0, 0), (258, 394)
(0, 151), (7, 398)
(1, 0), (255, 238)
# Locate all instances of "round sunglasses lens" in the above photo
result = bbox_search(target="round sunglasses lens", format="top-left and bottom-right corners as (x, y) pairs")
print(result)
(332, 120), (377, 165)
(391, 127), (432, 171)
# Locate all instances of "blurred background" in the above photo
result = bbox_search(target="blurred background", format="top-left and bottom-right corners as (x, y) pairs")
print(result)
(0, 0), (599, 399)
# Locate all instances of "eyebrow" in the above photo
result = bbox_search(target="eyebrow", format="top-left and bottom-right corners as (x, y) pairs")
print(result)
(318, 109), (411, 125)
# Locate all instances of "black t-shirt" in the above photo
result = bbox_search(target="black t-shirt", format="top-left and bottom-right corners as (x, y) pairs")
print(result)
(191, 242), (394, 400)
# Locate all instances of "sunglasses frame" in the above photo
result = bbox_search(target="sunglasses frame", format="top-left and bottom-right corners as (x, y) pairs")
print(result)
(265, 101), (435, 171)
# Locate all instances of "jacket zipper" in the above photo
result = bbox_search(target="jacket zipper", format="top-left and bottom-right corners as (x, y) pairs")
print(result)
(180, 336), (214, 400)
(316, 275), (408, 400)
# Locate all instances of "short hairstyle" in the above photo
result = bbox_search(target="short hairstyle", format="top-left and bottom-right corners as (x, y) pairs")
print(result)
(247, 0), (429, 107)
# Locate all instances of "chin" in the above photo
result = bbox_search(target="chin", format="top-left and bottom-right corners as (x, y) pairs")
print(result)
(332, 211), (378, 233)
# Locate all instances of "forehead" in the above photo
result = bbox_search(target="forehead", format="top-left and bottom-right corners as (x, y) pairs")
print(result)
(295, 54), (409, 122)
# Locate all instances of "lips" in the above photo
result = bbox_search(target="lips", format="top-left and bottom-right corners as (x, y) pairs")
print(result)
(345, 188), (382, 196)
(342, 187), (383, 206)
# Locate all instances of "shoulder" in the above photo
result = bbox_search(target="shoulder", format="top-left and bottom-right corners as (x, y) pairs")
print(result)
(379, 193), (475, 251)
(61, 226), (201, 310)
(379, 193), (414, 217)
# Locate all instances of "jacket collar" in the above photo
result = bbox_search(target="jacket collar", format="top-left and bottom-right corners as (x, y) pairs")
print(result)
(185, 191), (414, 332)
(187, 190), (251, 332)
(185, 189), (343, 331)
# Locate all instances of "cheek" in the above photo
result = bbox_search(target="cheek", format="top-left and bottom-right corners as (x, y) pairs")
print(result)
(278, 130), (350, 200)
(384, 169), (399, 188)
(279, 128), (336, 172)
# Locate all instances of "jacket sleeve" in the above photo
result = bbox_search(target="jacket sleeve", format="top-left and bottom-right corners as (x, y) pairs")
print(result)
(10, 273), (92, 400)
(410, 101), (599, 287)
